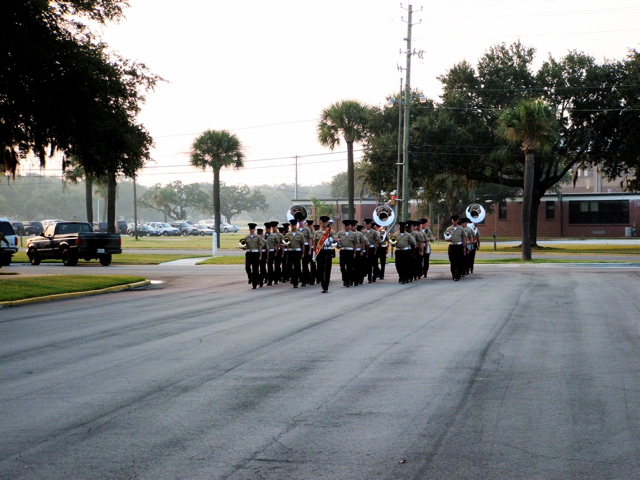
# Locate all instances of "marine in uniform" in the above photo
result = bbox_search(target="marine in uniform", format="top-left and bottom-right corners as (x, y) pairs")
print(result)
(376, 223), (388, 280)
(264, 222), (279, 285)
(353, 224), (367, 286)
(299, 219), (312, 286)
(284, 220), (305, 288)
(420, 218), (436, 278)
(242, 223), (263, 289)
(336, 220), (356, 287)
(256, 228), (267, 287)
(444, 215), (467, 281)
(363, 218), (381, 283)
(409, 221), (424, 281)
(394, 222), (417, 284)
(306, 220), (317, 284)
(312, 216), (337, 293)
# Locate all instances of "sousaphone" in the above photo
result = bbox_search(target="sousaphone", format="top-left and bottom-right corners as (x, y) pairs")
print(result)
(286, 205), (308, 222)
(465, 203), (486, 224)
(373, 205), (396, 241)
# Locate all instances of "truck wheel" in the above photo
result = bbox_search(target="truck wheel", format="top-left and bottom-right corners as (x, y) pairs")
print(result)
(28, 248), (41, 266)
(163, 231), (169, 236)
(62, 249), (78, 266)
(146, 232), (151, 237)
(99, 254), (112, 266)
(0, 254), (10, 266)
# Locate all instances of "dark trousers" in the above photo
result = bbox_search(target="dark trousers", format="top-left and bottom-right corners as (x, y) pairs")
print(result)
(309, 251), (317, 284)
(367, 247), (379, 281)
(377, 246), (387, 278)
(422, 252), (431, 277)
(274, 250), (282, 283)
(316, 249), (333, 291)
(259, 255), (267, 286)
(448, 244), (464, 280)
(395, 249), (412, 283)
(289, 250), (302, 287)
(245, 252), (260, 287)
(266, 251), (275, 284)
(302, 250), (311, 285)
(339, 250), (354, 286)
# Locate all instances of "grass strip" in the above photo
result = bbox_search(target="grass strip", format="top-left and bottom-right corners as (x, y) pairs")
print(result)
(0, 275), (146, 302)
(11, 252), (209, 265)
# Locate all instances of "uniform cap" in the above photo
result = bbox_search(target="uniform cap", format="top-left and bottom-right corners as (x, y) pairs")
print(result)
(450, 215), (460, 221)
(248, 223), (257, 229)
(264, 222), (271, 227)
(270, 221), (279, 227)
(257, 228), (264, 234)
(319, 216), (330, 222)
(289, 220), (298, 226)
(419, 218), (428, 223)
(363, 218), (373, 224)
(306, 220), (313, 225)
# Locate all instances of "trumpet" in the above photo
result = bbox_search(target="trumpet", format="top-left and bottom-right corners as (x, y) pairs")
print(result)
(238, 238), (247, 248)
(282, 236), (291, 246)
(443, 231), (452, 241)
(389, 233), (398, 246)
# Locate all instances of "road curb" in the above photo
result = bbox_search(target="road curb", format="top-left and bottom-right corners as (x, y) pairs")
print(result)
(0, 280), (151, 309)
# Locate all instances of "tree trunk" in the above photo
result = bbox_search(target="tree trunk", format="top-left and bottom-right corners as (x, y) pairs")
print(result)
(85, 177), (93, 224)
(346, 140), (355, 221)
(213, 168), (221, 248)
(106, 172), (117, 234)
(530, 195), (541, 247)
(521, 151), (535, 260)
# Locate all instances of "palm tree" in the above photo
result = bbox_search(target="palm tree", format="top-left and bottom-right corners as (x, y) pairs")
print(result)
(497, 99), (557, 260)
(189, 130), (245, 248)
(317, 100), (370, 221)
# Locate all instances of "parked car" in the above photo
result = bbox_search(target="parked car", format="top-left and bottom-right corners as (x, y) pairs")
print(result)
(12, 221), (24, 236)
(170, 221), (199, 236)
(220, 222), (239, 233)
(0, 218), (19, 266)
(194, 224), (215, 236)
(27, 221), (122, 266)
(146, 222), (180, 236)
(22, 221), (44, 236)
(128, 224), (161, 237)
(42, 219), (64, 229)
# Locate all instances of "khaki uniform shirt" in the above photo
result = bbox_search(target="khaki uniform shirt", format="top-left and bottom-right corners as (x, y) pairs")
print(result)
(395, 232), (417, 249)
(300, 226), (312, 247)
(364, 229), (381, 252)
(337, 230), (356, 249)
(313, 228), (338, 253)
(266, 231), (280, 250)
(244, 234), (263, 251)
(285, 231), (305, 251)
(445, 225), (466, 244)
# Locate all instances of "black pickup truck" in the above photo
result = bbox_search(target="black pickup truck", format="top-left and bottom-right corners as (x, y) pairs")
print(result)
(27, 221), (122, 266)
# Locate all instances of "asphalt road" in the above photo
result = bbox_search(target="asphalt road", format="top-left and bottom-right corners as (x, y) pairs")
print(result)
(1, 262), (640, 479)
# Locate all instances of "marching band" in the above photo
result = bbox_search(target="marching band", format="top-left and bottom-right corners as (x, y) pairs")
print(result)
(239, 205), (482, 291)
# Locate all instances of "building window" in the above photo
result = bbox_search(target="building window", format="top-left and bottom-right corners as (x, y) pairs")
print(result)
(545, 201), (555, 220)
(498, 202), (507, 220)
(568, 200), (629, 224)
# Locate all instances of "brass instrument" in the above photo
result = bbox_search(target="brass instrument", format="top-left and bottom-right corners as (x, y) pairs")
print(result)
(238, 238), (247, 248)
(373, 205), (396, 242)
(388, 233), (398, 246)
(282, 236), (291, 246)
(286, 205), (308, 222)
(443, 231), (452, 241)
(465, 203), (486, 224)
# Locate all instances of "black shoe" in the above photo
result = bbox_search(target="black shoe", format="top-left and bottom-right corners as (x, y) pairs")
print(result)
(293, 285), (298, 288)
(248, 279), (252, 284)
(252, 285), (257, 289)
(321, 289), (328, 293)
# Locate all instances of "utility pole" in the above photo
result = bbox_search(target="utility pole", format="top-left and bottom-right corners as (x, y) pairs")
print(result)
(400, 4), (423, 222)
(396, 79), (403, 221)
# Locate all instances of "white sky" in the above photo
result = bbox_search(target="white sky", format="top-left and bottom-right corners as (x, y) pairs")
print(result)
(31, 0), (640, 189)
